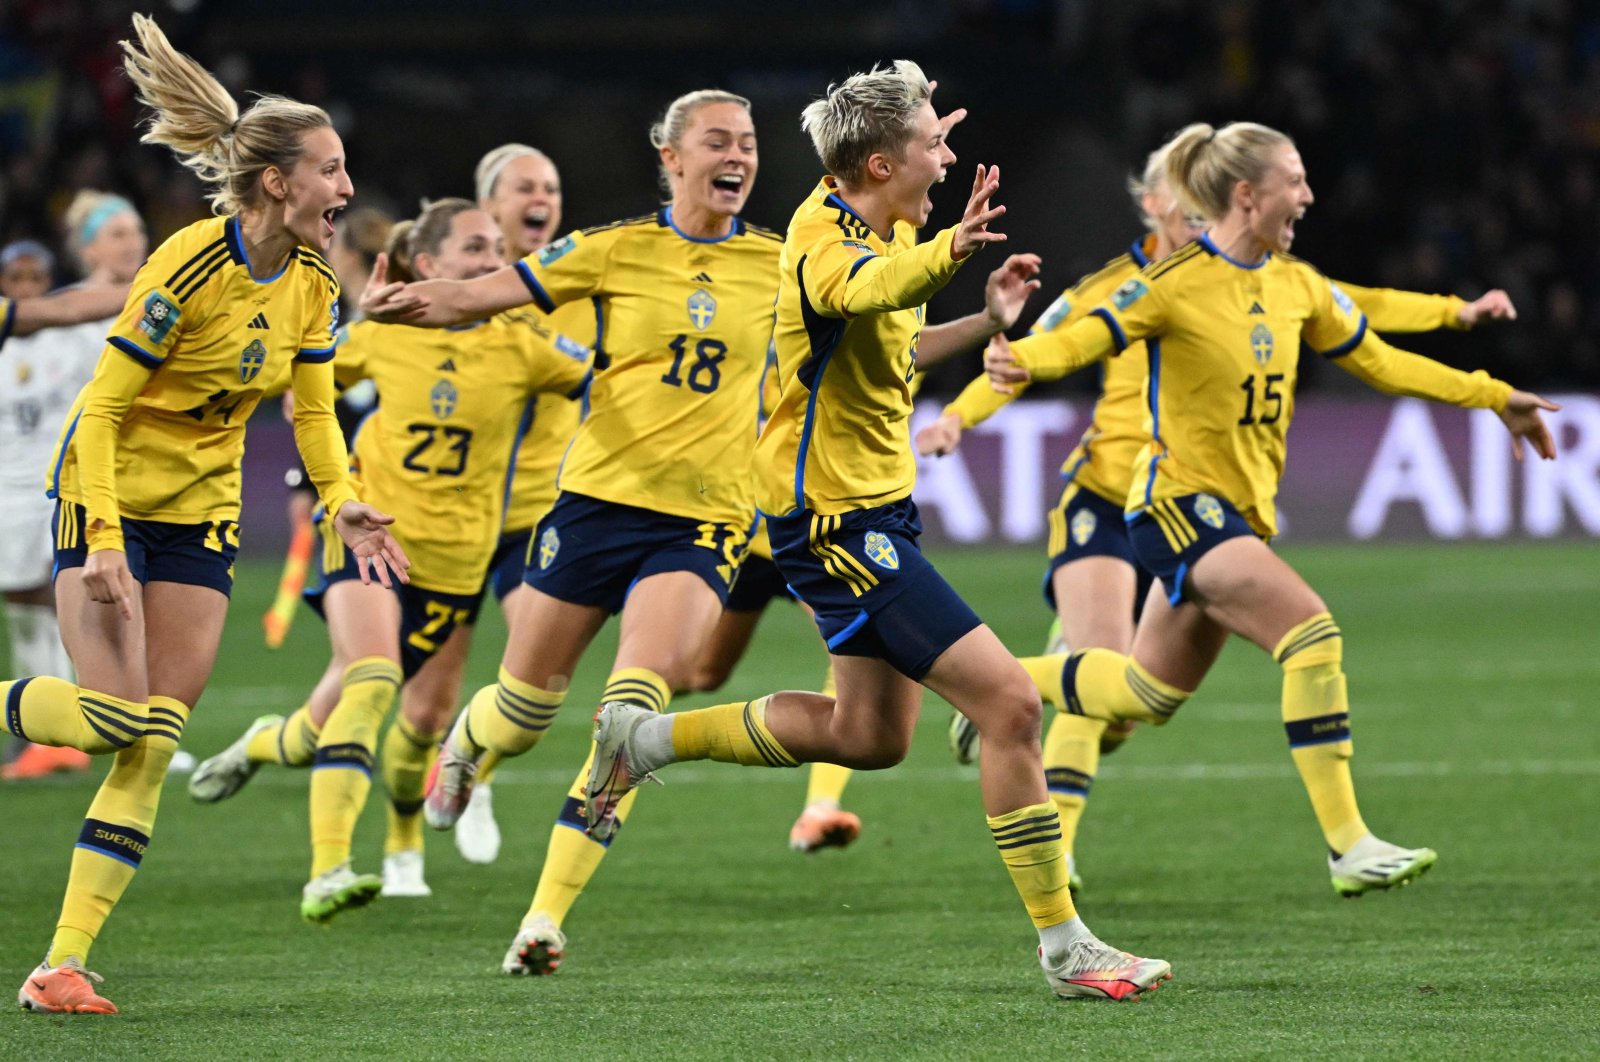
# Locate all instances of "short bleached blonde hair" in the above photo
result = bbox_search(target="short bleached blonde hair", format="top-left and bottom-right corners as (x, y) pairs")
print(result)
(801, 60), (932, 185)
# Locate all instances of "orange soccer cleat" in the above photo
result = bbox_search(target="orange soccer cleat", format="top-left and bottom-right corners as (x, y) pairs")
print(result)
(17, 957), (118, 1015)
(3, 743), (92, 781)
(788, 804), (862, 853)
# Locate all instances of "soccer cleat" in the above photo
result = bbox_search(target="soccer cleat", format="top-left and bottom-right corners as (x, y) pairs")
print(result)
(300, 863), (383, 923)
(2, 743), (92, 780)
(187, 714), (282, 803)
(788, 804), (862, 853)
(422, 711), (479, 831)
(380, 849), (432, 898)
(17, 956), (117, 1015)
(167, 749), (197, 774)
(1329, 834), (1438, 897)
(949, 711), (979, 765)
(1040, 940), (1171, 1001)
(1042, 617), (1066, 655)
(584, 702), (660, 842)
(454, 782), (502, 864)
(501, 914), (567, 976)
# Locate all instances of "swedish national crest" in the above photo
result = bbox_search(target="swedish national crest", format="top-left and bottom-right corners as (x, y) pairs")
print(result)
(1193, 493), (1225, 530)
(1071, 507), (1097, 547)
(863, 531), (899, 571)
(430, 379), (459, 418)
(238, 339), (266, 383)
(687, 288), (717, 331)
(538, 527), (560, 570)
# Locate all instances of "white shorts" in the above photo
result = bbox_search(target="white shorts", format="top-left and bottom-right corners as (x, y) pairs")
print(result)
(0, 489), (56, 592)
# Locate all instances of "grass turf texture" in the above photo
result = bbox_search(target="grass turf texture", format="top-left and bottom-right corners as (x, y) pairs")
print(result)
(2, 542), (1597, 1058)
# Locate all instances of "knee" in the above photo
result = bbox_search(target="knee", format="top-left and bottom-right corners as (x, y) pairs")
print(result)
(683, 665), (730, 694)
(973, 681), (1043, 748)
(839, 739), (908, 771)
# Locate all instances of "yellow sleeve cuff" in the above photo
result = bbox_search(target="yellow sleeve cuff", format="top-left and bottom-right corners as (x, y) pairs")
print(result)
(86, 522), (125, 554)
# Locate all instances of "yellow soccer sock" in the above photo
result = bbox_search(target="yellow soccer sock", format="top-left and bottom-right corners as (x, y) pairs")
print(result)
(1026, 649), (1191, 724)
(246, 703), (321, 767)
(49, 696), (190, 965)
(804, 762), (853, 808)
(601, 667), (671, 713)
(1276, 613), (1368, 854)
(463, 667), (565, 759)
(1042, 712), (1104, 858)
(988, 802), (1077, 928)
(382, 716), (440, 855)
(477, 750), (503, 786)
(308, 657), (401, 877)
(527, 747), (640, 928)
(3, 676), (147, 754)
(671, 695), (799, 768)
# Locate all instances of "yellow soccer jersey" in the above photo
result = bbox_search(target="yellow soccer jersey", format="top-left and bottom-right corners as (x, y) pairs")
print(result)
(502, 297), (598, 534)
(335, 313), (591, 595)
(513, 208), (782, 525)
(51, 216), (354, 536)
(946, 235), (1156, 505)
(0, 296), (13, 343)
(1009, 234), (1509, 537)
(757, 178), (965, 516)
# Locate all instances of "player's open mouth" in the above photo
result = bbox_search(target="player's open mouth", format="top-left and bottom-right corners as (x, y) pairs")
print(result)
(322, 205), (345, 239)
(711, 173), (745, 196)
(524, 207), (551, 235)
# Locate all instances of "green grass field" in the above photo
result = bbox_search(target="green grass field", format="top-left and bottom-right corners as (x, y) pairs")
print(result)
(2, 542), (1598, 1059)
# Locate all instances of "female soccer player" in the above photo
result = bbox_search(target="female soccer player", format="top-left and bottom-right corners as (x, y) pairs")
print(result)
(1, 14), (405, 1015)
(984, 120), (1554, 898)
(2, 198), (150, 781)
(190, 199), (592, 915)
(448, 142), (598, 865)
(578, 61), (1171, 1001)
(363, 89), (786, 975)
(924, 140), (1517, 891)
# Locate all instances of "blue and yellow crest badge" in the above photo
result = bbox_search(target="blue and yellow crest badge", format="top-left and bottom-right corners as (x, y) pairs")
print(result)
(430, 379), (458, 418)
(539, 527), (560, 570)
(1070, 508), (1097, 547)
(1193, 493), (1225, 530)
(238, 339), (267, 383)
(863, 531), (899, 571)
(1249, 323), (1274, 365)
(687, 288), (717, 331)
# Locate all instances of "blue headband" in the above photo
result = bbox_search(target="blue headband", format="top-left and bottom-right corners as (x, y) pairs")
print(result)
(78, 197), (137, 248)
(0, 239), (55, 272)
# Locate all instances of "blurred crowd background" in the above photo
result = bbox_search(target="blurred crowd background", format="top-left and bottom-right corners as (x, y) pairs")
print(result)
(2, 0), (1597, 396)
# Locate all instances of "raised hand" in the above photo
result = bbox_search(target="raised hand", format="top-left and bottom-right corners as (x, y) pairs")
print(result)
(1498, 390), (1559, 461)
(952, 164), (1007, 260)
(984, 332), (1030, 394)
(983, 253), (1043, 331)
(333, 501), (411, 587)
(359, 253), (429, 324)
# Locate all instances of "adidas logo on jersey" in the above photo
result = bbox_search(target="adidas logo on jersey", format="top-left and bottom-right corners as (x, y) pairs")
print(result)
(436, 358), (457, 372)
(247, 312), (270, 329)
(1248, 301), (1265, 314)
(691, 272), (713, 283)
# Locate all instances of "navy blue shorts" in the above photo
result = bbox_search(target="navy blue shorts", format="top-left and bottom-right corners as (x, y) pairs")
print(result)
(487, 528), (532, 603)
(51, 501), (239, 596)
(726, 553), (795, 613)
(523, 492), (746, 614)
(1042, 482), (1154, 618)
(304, 520), (484, 680)
(767, 498), (981, 681)
(1126, 493), (1258, 606)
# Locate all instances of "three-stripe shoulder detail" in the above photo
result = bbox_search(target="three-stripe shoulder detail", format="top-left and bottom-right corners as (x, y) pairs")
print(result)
(1147, 242), (1205, 281)
(1073, 253), (1137, 295)
(167, 238), (231, 303)
(741, 221), (785, 244)
(580, 213), (658, 236)
(292, 248), (340, 292)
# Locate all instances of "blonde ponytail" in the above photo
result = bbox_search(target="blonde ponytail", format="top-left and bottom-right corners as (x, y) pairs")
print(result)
(1163, 121), (1292, 222)
(120, 13), (332, 217)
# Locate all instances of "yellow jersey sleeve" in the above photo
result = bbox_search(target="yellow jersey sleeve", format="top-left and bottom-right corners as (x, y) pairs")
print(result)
(72, 347), (153, 552)
(332, 322), (374, 390)
(1301, 276), (1370, 356)
(513, 227), (611, 312)
(505, 311), (595, 397)
(1336, 281), (1466, 334)
(1330, 332), (1511, 411)
(800, 224), (963, 318)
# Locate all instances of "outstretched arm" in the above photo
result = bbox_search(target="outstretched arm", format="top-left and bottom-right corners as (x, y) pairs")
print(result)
(360, 256), (532, 327)
(915, 253), (1041, 369)
(4, 285), (131, 340)
(1333, 332), (1556, 459)
(1339, 281), (1516, 334)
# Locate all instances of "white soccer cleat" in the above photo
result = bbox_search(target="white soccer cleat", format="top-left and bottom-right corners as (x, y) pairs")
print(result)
(1040, 939), (1171, 1001)
(300, 863), (382, 923)
(949, 711), (979, 765)
(501, 914), (567, 976)
(454, 783), (502, 865)
(584, 702), (660, 842)
(380, 849), (432, 898)
(1329, 834), (1438, 897)
(423, 711), (479, 831)
(187, 714), (282, 804)
(166, 749), (197, 775)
